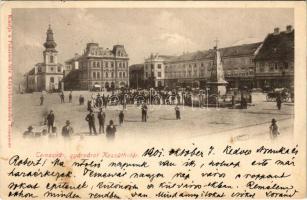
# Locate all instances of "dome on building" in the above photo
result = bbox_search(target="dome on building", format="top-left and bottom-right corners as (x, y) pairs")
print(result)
(43, 25), (57, 50)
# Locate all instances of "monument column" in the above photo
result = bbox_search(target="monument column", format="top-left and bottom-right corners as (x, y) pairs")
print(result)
(207, 45), (228, 97)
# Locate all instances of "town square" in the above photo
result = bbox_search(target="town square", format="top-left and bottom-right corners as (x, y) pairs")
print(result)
(12, 8), (294, 143)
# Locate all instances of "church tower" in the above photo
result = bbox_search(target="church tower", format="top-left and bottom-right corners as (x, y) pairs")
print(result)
(26, 25), (63, 92)
(43, 25), (58, 66)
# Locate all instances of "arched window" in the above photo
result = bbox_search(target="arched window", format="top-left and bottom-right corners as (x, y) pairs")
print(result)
(119, 63), (122, 68)
(111, 72), (114, 78)
(123, 72), (126, 77)
(97, 62), (100, 68)
(119, 72), (122, 78)
(97, 72), (100, 79)
(50, 55), (54, 63)
(93, 72), (96, 79)
(50, 77), (54, 83)
(106, 72), (108, 78)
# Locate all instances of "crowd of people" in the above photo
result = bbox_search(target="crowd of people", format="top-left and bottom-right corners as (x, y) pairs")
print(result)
(25, 89), (183, 140)
(25, 87), (286, 141)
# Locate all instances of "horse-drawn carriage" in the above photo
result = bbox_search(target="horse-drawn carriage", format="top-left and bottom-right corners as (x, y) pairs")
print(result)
(266, 88), (291, 102)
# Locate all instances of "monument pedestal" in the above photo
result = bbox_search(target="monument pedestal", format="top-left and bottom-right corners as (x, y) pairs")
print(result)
(206, 45), (228, 106)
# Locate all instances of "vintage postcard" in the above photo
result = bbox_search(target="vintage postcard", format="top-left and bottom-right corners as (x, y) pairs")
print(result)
(0, 1), (306, 199)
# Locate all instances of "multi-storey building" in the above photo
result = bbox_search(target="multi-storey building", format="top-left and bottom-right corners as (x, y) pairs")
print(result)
(254, 26), (294, 89)
(144, 54), (174, 88)
(25, 25), (64, 92)
(163, 42), (262, 89)
(146, 26), (294, 90)
(64, 43), (129, 90)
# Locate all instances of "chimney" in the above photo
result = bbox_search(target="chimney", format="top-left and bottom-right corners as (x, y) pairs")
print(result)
(286, 25), (293, 33)
(273, 27), (280, 35)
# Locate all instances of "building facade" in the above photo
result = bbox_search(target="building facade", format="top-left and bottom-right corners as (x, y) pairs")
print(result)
(25, 25), (63, 92)
(143, 26), (294, 91)
(65, 43), (129, 90)
(254, 26), (294, 89)
(144, 54), (174, 88)
(129, 64), (144, 89)
(162, 42), (262, 89)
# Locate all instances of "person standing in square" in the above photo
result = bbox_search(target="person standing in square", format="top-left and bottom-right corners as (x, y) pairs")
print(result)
(47, 110), (55, 133)
(141, 103), (148, 122)
(175, 105), (181, 120)
(62, 120), (73, 138)
(97, 108), (106, 134)
(270, 118), (279, 140)
(119, 110), (124, 125)
(106, 120), (116, 141)
(69, 91), (72, 103)
(85, 110), (97, 135)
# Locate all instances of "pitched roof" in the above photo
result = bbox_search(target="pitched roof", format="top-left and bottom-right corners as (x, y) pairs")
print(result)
(220, 42), (262, 57)
(254, 30), (294, 61)
(166, 42), (262, 63)
(167, 50), (214, 63)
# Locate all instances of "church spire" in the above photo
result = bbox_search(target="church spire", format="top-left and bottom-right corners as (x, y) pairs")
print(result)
(44, 24), (57, 50)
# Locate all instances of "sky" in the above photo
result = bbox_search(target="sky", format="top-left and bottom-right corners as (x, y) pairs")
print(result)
(13, 8), (293, 76)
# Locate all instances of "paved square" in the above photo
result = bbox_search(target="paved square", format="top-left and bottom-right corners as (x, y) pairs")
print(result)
(12, 92), (294, 143)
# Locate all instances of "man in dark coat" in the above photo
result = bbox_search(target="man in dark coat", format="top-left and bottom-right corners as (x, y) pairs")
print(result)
(97, 108), (106, 134)
(269, 118), (279, 140)
(276, 95), (282, 110)
(40, 94), (44, 106)
(60, 92), (65, 103)
(46, 110), (55, 133)
(106, 120), (116, 141)
(87, 100), (92, 112)
(62, 120), (73, 138)
(85, 110), (97, 135)
(175, 105), (181, 120)
(141, 103), (148, 122)
(69, 91), (72, 103)
(119, 111), (124, 125)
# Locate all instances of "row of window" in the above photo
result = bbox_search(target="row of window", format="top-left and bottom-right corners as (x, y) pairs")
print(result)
(223, 57), (253, 65)
(92, 71), (127, 79)
(37, 66), (61, 73)
(145, 63), (162, 70)
(257, 62), (292, 73)
(165, 62), (213, 71)
(145, 71), (162, 78)
(91, 61), (128, 68)
(89, 50), (125, 57)
(164, 69), (254, 78)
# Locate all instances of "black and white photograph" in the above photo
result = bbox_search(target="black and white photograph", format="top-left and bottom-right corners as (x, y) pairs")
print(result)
(11, 7), (295, 144)
(0, 2), (306, 199)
